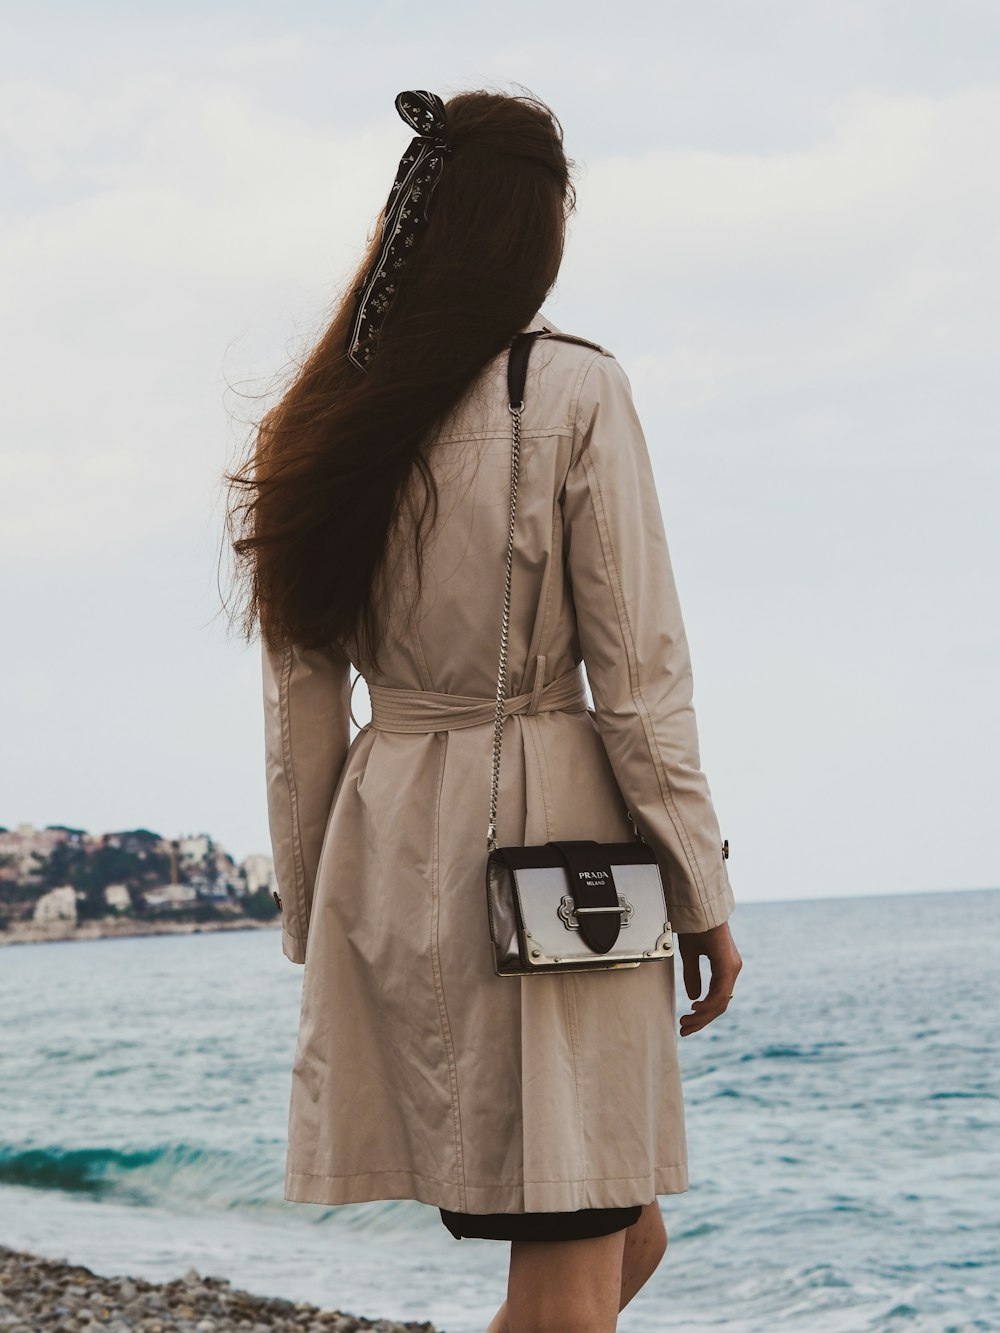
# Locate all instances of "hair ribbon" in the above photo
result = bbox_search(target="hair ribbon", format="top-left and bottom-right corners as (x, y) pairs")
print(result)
(346, 91), (450, 371)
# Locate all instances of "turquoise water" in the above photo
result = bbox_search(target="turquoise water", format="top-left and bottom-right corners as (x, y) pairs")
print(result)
(0, 888), (997, 1331)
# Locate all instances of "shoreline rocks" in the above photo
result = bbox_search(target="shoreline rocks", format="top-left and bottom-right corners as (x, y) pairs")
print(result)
(0, 1244), (440, 1331)
(0, 918), (282, 948)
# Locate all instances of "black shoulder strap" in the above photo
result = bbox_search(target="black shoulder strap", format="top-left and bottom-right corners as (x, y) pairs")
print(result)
(507, 330), (545, 409)
(507, 328), (608, 410)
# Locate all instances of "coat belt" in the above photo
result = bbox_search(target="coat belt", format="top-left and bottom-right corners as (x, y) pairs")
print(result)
(365, 658), (588, 733)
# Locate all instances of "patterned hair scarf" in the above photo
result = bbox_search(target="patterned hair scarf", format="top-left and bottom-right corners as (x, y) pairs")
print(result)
(346, 90), (451, 371)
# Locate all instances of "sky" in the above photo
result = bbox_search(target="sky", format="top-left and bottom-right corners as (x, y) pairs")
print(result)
(2, 0), (997, 907)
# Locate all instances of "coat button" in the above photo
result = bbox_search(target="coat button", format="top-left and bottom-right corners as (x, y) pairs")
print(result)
(721, 839), (729, 860)
(272, 890), (282, 911)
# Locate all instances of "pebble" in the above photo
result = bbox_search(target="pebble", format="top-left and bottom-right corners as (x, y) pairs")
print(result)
(0, 1245), (440, 1332)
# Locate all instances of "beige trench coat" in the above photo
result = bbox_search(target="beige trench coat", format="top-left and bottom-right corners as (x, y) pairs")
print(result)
(262, 310), (736, 1214)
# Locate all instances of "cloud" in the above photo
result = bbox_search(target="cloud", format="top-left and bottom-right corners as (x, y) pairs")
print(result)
(562, 86), (1000, 446)
(0, 77), (400, 563)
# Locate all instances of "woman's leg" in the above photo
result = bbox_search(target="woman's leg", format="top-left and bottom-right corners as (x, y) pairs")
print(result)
(618, 1201), (668, 1308)
(506, 1226), (628, 1333)
(486, 1203), (668, 1333)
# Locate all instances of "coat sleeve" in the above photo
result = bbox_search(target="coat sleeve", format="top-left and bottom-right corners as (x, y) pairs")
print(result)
(261, 637), (353, 962)
(560, 351), (735, 935)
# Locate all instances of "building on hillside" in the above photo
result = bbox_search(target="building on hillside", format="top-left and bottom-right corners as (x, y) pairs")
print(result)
(221, 873), (244, 896)
(104, 829), (164, 858)
(142, 883), (198, 911)
(212, 843), (236, 872)
(0, 824), (73, 880)
(186, 874), (230, 900)
(242, 854), (277, 896)
(43, 825), (86, 847)
(178, 835), (211, 865)
(33, 885), (78, 926)
(104, 883), (132, 913)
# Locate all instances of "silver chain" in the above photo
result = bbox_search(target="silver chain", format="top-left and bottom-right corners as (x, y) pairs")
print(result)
(484, 387), (644, 852)
(487, 399), (523, 852)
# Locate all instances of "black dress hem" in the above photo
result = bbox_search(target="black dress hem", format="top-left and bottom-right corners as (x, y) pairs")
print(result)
(439, 1204), (643, 1242)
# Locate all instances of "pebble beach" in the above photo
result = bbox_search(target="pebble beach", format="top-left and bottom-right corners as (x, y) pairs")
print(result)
(0, 1246), (439, 1333)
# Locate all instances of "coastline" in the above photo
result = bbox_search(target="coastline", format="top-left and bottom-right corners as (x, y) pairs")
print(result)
(0, 1243), (439, 1331)
(0, 916), (282, 948)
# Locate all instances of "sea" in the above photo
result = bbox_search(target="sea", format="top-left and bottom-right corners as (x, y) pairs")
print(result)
(0, 888), (997, 1333)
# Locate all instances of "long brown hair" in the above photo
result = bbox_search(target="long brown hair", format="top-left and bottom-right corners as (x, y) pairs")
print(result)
(223, 89), (574, 672)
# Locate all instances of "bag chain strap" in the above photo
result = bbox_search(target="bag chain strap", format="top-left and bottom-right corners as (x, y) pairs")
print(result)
(487, 396), (523, 853)
(485, 334), (644, 853)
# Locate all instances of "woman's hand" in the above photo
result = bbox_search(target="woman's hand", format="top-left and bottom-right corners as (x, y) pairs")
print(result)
(677, 921), (742, 1037)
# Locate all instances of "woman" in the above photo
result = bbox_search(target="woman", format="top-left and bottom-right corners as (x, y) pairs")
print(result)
(226, 89), (741, 1333)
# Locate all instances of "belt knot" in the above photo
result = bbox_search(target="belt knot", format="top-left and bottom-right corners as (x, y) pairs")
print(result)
(364, 658), (587, 733)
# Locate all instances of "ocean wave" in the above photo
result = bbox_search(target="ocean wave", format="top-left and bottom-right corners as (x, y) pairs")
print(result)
(0, 1142), (284, 1211)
